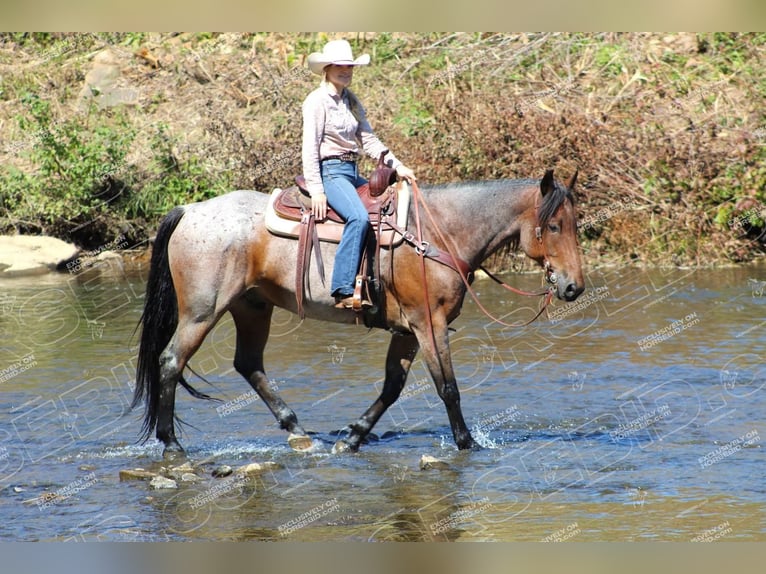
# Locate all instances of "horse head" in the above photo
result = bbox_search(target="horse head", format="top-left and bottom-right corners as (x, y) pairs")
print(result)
(523, 169), (585, 302)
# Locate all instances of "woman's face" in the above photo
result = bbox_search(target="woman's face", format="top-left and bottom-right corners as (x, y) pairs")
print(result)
(325, 64), (354, 89)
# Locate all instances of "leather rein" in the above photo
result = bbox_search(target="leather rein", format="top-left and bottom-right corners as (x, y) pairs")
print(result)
(387, 180), (556, 331)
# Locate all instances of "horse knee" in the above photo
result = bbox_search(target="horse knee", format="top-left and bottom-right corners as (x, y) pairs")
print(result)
(437, 384), (461, 405)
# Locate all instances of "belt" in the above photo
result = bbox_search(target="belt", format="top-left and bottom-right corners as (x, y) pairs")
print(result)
(321, 152), (358, 163)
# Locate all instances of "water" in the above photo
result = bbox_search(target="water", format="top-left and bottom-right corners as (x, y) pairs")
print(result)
(0, 261), (764, 541)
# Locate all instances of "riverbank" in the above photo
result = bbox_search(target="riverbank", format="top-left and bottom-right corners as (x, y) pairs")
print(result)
(1, 33), (765, 269)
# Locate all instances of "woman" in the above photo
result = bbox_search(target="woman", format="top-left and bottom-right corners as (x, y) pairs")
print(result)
(302, 39), (416, 309)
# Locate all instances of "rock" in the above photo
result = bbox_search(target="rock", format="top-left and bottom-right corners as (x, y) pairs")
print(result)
(0, 235), (79, 277)
(166, 461), (196, 479)
(78, 48), (140, 109)
(236, 461), (280, 476)
(419, 455), (450, 471)
(180, 473), (202, 483)
(23, 492), (64, 506)
(211, 465), (233, 478)
(288, 433), (314, 451)
(149, 476), (177, 489)
(119, 468), (159, 482)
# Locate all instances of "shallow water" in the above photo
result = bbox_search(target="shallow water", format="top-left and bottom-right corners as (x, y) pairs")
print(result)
(0, 261), (764, 541)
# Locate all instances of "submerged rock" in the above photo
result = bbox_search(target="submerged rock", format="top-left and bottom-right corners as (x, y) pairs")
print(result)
(211, 465), (233, 478)
(236, 461), (280, 476)
(119, 468), (159, 482)
(166, 462), (197, 480)
(149, 476), (177, 490)
(419, 455), (450, 470)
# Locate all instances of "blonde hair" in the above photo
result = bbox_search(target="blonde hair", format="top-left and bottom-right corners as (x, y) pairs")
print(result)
(322, 73), (363, 122)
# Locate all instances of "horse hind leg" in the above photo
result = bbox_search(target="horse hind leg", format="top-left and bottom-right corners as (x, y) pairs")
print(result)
(333, 332), (420, 453)
(156, 316), (222, 455)
(229, 299), (313, 451)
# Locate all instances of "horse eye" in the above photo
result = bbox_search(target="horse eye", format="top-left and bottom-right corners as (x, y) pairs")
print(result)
(548, 223), (560, 233)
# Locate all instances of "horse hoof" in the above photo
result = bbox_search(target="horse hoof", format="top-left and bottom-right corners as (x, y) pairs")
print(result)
(288, 433), (314, 452)
(331, 439), (356, 454)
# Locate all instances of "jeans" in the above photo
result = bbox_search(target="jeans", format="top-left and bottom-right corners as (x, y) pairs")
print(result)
(320, 159), (370, 297)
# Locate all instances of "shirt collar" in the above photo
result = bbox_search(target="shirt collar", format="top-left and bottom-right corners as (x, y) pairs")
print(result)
(321, 80), (345, 99)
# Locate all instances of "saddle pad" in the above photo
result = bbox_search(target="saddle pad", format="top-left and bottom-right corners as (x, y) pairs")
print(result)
(265, 181), (411, 246)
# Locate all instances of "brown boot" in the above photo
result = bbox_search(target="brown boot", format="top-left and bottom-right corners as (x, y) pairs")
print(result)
(334, 295), (372, 309)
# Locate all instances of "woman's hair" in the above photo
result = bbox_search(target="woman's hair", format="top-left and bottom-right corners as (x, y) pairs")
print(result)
(344, 88), (363, 123)
(322, 71), (363, 122)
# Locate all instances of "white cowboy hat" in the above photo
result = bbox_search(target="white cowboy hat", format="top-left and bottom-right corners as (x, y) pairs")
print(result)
(307, 40), (370, 75)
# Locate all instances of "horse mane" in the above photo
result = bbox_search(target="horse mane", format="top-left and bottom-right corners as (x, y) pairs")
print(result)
(537, 178), (575, 228)
(422, 177), (574, 229)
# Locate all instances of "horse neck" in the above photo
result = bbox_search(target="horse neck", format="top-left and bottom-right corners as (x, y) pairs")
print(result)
(416, 181), (537, 268)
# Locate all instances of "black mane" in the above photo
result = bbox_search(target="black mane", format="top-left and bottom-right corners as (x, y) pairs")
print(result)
(537, 178), (574, 227)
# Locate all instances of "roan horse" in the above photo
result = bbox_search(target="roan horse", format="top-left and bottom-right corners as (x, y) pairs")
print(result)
(132, 169), (584, 455)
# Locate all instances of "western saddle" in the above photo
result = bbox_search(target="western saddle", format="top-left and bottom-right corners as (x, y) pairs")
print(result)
(267, 165), (401, 319)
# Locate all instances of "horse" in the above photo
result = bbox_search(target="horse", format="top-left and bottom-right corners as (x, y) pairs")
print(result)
(132, 169), (585, 456)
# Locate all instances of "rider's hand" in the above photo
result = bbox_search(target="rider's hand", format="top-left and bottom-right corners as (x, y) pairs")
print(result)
(396, 164), (417, 184)
(311, 192), (327, 221)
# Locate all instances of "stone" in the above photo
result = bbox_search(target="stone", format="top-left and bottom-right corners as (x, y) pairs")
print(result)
(211, 465), (233, 478)
(0, 235), (79, 277)
(166, 461), (196, 479)
(419, 455), (450, 470)
(236, 461), (279, 476)
(288, 433), (314, 451)
(119, 468), (159, 481)
(78, 48), (140, 109)
(149, 476), (177, 489)
(180, 473), (202, 483)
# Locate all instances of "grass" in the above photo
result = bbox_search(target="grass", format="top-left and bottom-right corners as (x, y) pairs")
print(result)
(0, 32), (765, 265)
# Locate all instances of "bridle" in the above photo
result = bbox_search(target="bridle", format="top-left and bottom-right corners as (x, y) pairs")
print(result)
(390, 181), (560, 387)
(406, 182), (557, 331)
(535, 224), (559, 288)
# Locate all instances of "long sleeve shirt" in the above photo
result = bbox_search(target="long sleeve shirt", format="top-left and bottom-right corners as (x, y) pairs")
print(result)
(301, 81), (402, 197)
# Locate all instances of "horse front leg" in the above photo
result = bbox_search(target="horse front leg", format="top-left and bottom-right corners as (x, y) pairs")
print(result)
(333, 332), (420, 453)
(416, 321), (479, 451)
(230, 300), (312, 451)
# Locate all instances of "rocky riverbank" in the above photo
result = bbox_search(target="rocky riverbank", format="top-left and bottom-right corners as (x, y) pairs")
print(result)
(2, 33), (766, 268)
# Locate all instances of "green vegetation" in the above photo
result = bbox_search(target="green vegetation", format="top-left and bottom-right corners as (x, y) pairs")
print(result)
(1, 32), (764, 266)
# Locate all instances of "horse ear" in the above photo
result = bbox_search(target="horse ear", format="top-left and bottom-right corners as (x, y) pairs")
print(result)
(566, 170), (578, 191)
(541, 169), (555, 197)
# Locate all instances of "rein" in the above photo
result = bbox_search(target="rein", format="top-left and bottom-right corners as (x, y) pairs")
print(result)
(406, 181), (555, 329)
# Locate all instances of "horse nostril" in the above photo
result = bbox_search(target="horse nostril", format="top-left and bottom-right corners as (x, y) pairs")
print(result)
(564, 282), (583, 301)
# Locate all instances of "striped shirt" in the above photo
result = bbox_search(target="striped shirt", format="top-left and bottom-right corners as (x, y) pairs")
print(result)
(301, 81), (401, 197)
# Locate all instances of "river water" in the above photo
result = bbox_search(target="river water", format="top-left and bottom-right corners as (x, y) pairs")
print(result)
(0, 258), (764, 541)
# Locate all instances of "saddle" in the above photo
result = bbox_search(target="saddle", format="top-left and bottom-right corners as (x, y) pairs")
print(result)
(275, 176), (394, 227)
(265, 175), (410, 319)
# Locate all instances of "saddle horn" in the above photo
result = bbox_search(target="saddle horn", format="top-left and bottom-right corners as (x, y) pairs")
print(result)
(369, 150), (398, 197)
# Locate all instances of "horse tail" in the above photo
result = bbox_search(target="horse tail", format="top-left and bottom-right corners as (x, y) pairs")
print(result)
(132, 206), (186, 441)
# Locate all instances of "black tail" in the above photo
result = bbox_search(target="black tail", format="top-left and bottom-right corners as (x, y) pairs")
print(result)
(132, 206), (213, 441)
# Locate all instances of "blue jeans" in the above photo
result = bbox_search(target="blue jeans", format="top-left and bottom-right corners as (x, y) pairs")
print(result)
(321, 159), (370, 297)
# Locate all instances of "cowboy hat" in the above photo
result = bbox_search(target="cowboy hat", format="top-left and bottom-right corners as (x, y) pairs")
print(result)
(307, 40), (370, 75)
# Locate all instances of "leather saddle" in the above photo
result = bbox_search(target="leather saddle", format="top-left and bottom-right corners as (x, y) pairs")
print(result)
(274, 176), (391, 226)
(266, 178), (410, 246)
(265, 176), (410, 318)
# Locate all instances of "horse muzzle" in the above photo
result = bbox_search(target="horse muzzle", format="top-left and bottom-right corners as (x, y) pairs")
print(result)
(557, 278), (584, 302)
